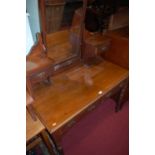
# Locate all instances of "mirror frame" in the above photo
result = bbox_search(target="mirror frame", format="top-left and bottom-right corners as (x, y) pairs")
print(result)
(38, 0), (88, 70)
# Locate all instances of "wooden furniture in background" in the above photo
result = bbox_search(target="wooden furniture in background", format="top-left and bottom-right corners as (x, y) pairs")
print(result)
(103, 27), (129, 69)
(102, 27), (129, 102)
(45, 0), (65, 33)
(33, 60), (128, 151)
(70, 3), (129, 67)
(38, 0), (47, 46)
(70, 4), (128, 66)
(71, 5), (112, 64)
(26, 33), (54, 97)
(38, 0), (129, 68)
(108, 7), (129, 31)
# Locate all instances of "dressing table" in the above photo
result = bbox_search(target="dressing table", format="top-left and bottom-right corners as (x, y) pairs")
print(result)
(33, 60), (128, 153)
(27, 0), (129, 154)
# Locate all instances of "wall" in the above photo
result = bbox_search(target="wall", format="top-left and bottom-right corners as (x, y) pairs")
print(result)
(26, 0), (40, 43)
(26, 13), (34, 55)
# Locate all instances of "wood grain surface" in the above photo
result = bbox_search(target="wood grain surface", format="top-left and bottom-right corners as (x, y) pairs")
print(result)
(33, 60), (128, 133)
(26, 109), (45, 142)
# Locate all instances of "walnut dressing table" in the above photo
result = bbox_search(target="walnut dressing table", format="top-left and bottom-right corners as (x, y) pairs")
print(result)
(32, 60), (128, 153)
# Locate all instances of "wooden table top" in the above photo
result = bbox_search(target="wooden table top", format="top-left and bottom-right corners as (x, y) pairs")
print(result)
(26, 109), (45, 142)
(33, 60), (128, 133)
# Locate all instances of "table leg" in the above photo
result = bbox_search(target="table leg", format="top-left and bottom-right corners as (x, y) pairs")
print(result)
(40, 130), (57, 155)
(41, 130), (65, 155)
(115, 82), (128, 112)
(51, 138), (64, 155)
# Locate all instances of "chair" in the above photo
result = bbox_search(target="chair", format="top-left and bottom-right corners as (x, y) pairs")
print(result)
(26, 33), (55, 97)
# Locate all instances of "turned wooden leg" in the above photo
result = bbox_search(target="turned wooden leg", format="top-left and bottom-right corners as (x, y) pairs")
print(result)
(41, 130), (63, 155)
(40, 130), (56, 155)
(51, 132), (64, 155)
(57, 145), (64, 155)
(51, 137), (64, 155)
(115, 83), (128, 112)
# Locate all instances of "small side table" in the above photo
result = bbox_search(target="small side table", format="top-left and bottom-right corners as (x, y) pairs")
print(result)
(26, 109), (59, 155)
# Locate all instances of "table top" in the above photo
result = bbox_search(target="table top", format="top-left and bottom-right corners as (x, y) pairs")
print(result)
(26, 109), (45, 142)
(33, 60), (128, 133)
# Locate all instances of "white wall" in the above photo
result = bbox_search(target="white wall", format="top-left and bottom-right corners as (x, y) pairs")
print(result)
(26, 0), (40, 43)
(26, 13), (34, 55)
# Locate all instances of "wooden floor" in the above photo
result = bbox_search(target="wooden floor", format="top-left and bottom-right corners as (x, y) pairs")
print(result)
(33, 60), (128, 134)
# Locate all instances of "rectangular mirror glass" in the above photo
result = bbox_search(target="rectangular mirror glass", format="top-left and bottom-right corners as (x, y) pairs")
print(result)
(45, 0), (83, 64)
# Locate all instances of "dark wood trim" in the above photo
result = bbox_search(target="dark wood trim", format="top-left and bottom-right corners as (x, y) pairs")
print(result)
(80, 0), (88, 60)
(40, 130), (56, 155)
(38, 0), (47, 48)
(115, 79), (129, 112)
(26, 136), (42, 151)
(52, 57), (81, 76)
(38, 0), (87, 61)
